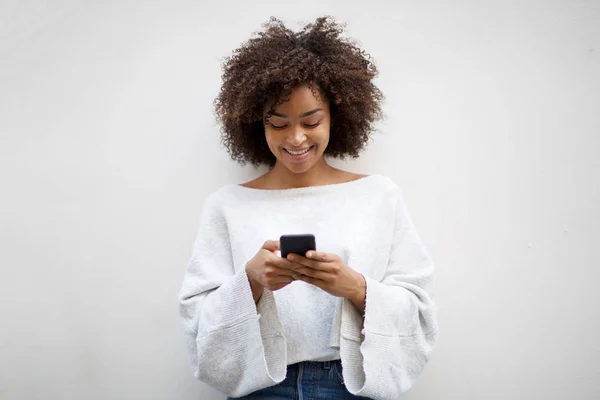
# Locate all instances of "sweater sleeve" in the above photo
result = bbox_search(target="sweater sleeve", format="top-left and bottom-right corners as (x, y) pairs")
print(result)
(340, 187), (439, 400)
(177, 193), (287, 397)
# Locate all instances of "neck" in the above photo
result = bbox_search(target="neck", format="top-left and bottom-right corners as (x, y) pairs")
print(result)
(265, 158), (339, 189)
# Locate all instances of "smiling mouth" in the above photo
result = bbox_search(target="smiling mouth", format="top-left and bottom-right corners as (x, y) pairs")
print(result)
(284, 146), (313, 156)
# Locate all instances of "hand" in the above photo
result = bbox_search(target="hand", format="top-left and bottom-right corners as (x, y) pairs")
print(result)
(245, 240), (305, 303)
(286, 251), (366, 312)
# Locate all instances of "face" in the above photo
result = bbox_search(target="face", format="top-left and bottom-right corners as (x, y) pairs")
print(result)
(263, 84), (331, 174)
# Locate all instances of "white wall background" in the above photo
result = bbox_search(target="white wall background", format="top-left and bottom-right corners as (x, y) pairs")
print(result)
(1, 1), (599, 399)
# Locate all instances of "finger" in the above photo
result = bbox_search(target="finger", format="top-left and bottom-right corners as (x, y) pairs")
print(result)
(293, 274), (325, 288)
(305, 251), (337, 263)
(269, 275), (295, 284)
(286, 254), (331, 271)
(270, 256), (305, 271)
(270, 281), (293, 291)
(262, 240), (280, 252)
(273, 266), (298, 277)
(270, 276), (297, 290)
(293, 267), (330, 281)
(265, 263), (297, 278)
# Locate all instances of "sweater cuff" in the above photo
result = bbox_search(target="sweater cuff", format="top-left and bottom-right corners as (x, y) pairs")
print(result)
(339, 283), (368, 394)
(362, 275), (436, 337)
(257, 288), (284, 337)
(204, 267), (259, 333)
(339, 276), (438, 398)
(197, 268), (287, 388)
(256, 288), (287, 381)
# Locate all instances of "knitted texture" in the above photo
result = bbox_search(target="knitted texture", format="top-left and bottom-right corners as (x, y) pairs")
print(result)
(178, 175), (438, 399)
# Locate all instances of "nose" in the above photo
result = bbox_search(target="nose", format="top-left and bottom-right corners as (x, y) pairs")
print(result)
(287, 127), (307, 147)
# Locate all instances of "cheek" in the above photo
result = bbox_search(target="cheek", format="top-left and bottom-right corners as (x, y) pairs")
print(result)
(264, 130), (284, 155)
(315, 127), (330, 146)
(264, 130), (277, 145)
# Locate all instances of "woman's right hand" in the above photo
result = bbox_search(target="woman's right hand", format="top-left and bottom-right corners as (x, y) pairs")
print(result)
(245, 240), (300, 303)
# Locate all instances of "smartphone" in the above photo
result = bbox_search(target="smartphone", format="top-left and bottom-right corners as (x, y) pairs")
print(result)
(280, 234), (316, 258)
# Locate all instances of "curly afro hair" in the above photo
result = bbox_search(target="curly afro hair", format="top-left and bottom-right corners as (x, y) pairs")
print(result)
(214, 16), (384, 167)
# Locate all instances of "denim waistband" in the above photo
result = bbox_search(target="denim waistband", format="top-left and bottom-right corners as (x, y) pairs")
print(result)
(288, 359), (341, 370)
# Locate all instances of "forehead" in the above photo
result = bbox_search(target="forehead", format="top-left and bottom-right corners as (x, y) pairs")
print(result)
(264, 84), (328, 114)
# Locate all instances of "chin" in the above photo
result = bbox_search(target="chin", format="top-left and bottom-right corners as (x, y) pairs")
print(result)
(283, 161), (313, 174)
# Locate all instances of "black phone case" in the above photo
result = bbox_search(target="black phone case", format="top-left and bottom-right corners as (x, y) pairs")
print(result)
(280, 234), (316, 258)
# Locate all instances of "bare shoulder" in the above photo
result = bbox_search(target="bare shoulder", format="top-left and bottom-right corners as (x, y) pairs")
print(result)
(336, 170), (369, 183)
(239, 175), (267, 189)
(238, 170), (369, 189)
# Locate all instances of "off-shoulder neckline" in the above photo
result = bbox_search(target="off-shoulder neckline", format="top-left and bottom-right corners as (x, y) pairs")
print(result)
(228, 174), (383, 194)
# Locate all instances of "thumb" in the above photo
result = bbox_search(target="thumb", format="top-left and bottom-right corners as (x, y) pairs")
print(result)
(262, 240), (280, 252)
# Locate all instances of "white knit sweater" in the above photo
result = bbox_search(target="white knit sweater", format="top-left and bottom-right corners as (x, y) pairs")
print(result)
(178, 174), (438, 399)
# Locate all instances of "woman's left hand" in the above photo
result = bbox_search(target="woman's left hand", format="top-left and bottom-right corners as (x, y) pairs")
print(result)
(287, 251), (366, 312)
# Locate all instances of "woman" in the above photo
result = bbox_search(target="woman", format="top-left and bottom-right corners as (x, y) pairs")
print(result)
(178, 16), (438, 400)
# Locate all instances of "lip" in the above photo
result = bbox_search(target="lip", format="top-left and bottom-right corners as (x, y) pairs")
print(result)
(283, 145), (314, 162)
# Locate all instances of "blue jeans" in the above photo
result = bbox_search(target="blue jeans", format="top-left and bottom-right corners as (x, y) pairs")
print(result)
(228, 360), (371, 400)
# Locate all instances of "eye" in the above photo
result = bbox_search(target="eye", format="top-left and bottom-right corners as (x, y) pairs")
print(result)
(270, 123), (287, 130)
(305, 122), (321, 128)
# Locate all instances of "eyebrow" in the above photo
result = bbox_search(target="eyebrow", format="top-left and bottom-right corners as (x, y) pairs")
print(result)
(270, 108), (323, 119)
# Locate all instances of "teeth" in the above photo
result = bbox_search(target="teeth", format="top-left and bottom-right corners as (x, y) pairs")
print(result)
(286, 147), (311, 156)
